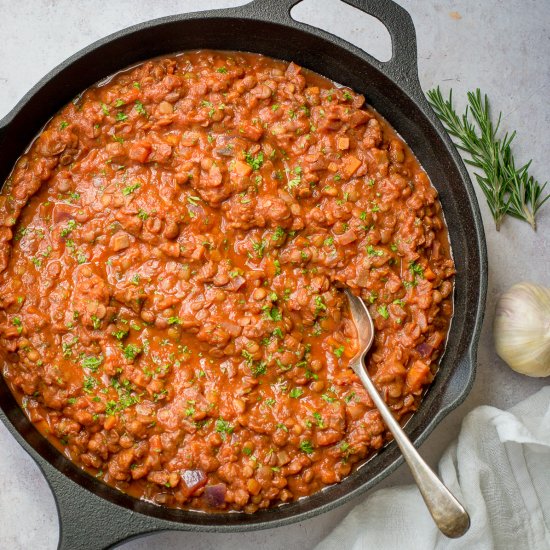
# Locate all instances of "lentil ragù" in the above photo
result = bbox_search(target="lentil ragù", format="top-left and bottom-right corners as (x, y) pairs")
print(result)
(0, 51), (455, 512)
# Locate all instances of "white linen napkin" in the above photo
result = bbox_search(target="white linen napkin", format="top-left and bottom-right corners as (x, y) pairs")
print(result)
(316, 386), (550, 550)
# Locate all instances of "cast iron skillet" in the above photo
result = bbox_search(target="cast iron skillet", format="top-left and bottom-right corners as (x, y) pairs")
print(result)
(0, 1), (487, 548)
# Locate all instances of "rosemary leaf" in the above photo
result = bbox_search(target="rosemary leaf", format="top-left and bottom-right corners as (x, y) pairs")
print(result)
(427, 87), (549, 231)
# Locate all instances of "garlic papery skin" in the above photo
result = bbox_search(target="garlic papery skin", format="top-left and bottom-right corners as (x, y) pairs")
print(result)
(494, 282), (550, 377)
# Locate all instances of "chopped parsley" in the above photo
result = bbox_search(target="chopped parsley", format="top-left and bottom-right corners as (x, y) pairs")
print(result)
(215, 418), (234, 438)
(244, 150), (264, 170)
(252, 240), (267, 258)
(12, 317), (23, 334)
(105, 379), (140, 416)
(333, 345), (345, 358)
(313, 411), (325, 427)
(377, 305), (389, 319)
(366, 245), (384, 256)
(344, 392), (356, 403)
(82, 376), (97, 394)
(262, 305), (282, 322)
(80, 355), (103, 372)
(287, 166), (302, 190)
(314, 295), (327, 315)
(289, 387), (304, 399)
(300, 440), (314, 454)
(112, 329), (128, 340)
(60, 219), (77, 237)
(122, 182), (140, 196)
(251, 361), (268, 377)
(367, 291), (378, 304)
(272, 226), (286, 241)
(409, 261), (425, 279)
(134, 100), (147, 116)
(187, 195), (201, 206)
(122, 343), (142, 361)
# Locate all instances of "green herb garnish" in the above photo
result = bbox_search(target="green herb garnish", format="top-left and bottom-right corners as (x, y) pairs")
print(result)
(289, 387), (304, 399)
(215, 418), (234, 438)
(244, 150), (264, 171)
(427, 87), (549, 230)
(122, 182), (140, 196)
(80, 355), (103, 372)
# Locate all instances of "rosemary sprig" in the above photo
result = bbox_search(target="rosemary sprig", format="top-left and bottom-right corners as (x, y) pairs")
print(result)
(427, 87), (549, 231)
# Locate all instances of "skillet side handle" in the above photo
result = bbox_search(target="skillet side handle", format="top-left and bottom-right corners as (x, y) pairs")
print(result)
(242, 0), (422, 96)
(37, 458), (162, 550)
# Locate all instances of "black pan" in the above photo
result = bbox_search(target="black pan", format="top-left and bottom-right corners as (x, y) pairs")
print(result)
(0, 1), (487, 548)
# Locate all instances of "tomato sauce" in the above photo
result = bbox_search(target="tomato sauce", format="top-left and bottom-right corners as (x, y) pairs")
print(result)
(0, 51), (454, 512)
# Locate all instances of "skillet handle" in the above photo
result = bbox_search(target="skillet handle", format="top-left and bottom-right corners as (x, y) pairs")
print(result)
(36, 456), (163, 550)
(243, 0), (421, 95)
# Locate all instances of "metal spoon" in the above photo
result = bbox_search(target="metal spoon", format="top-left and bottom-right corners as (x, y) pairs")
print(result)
(345, 289), (470, 538)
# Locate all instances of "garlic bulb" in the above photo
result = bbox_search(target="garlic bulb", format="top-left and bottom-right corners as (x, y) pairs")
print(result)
(494, 282), (550, 377)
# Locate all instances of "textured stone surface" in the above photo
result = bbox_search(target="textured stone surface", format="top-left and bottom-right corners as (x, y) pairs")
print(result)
(0, 1), (548, 548)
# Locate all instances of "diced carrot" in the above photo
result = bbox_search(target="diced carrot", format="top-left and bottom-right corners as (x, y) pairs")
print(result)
(104, 415), (117, 430)
(240, 124), (263, 141)
(406, 360), (431, 393)
(325, 335), (338, 347)
(337, 137), (350, 150)
(181, 133), (199, 146)
(164, 134), (180, 146)
(233, 159), (252, 178)
(342, 155), (361, 177)
(328, 162), (339, 172)
(343, 344), (357, 359)
(424, 267), (436, 280)
(128, 141), (151, 163)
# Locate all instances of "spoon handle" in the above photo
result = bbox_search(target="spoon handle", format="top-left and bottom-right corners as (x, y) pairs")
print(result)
(352, 360), (470, 538)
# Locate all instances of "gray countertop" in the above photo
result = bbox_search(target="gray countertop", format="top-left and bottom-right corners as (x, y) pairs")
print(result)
(0, 1), (548, 548)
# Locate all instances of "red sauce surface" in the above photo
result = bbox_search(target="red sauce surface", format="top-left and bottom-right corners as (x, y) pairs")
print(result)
(0, 51), (454, 512)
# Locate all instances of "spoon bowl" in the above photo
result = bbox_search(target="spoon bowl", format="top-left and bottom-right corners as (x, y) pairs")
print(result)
(345, 289), (470, 538)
